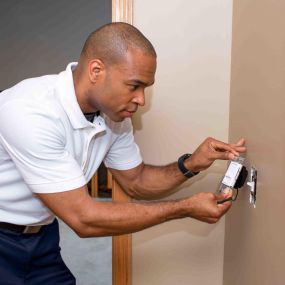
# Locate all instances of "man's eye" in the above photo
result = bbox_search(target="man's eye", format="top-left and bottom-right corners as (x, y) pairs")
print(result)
(129, 85), (139, 91)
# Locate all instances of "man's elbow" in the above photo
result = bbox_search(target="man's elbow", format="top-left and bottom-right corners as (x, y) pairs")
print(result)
(125, 183), (156, 200)
(72, 223), (108, 238)
(119, 182), (144, 200)
(64, 217), (106, 238)
(112, 180), (144, 200)
(73, 224), (90, 238)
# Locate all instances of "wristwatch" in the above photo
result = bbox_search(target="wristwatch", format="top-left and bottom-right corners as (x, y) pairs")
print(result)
(178, 153), (199, 178)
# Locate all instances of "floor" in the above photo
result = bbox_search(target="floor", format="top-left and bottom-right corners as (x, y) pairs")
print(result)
(58, 201), (112, 285)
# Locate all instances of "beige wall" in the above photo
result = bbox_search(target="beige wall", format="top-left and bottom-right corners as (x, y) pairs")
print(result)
(224, 1), (285, 285)
(133, 1), (233, 284)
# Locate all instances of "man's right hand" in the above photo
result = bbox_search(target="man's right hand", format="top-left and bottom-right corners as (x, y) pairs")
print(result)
(179, 189), (233, 224)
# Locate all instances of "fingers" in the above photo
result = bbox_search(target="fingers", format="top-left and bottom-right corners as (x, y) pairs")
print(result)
(212, 151), (236, 161)
(210, 140), (239, 156)
(209, 138), (246, 160)
(217, 197), (232, 204)
(216, 188), (233, 204)
(230, 138), (247, 153)
(216, 188), (233, 213)
(217, 200), (232, 215)
(187, 137), (246, 172)
(186, 191), (233, 224)
(206, 199), (232, 223)
(230, 138), (246, 153)
(235, 138), (246, 147)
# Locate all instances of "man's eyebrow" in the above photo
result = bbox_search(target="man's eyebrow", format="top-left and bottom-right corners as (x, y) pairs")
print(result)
(128, 79), (154, 86)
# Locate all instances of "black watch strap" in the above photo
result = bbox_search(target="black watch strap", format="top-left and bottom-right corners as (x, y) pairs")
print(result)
(178, 153), (199, 178)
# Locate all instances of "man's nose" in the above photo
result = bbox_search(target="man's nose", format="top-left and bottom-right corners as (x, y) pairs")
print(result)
(133, 91), (145, 106)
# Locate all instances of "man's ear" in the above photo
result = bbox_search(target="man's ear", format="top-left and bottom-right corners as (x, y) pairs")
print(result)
(88, 59), (105, 83)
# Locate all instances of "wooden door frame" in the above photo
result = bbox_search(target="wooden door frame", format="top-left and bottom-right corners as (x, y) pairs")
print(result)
(111, 2), (133, 285)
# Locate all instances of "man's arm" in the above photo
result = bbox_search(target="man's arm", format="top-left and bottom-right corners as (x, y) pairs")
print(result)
(37, 186), (233, 238)
(36, 137), (243, 238)
(109, 137), (246, 199)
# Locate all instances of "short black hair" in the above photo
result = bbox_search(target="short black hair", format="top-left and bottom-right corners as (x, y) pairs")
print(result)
(81, 22), (156, 66)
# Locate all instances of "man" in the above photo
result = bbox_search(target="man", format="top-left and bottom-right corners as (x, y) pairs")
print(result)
(0, 22), (246, 284)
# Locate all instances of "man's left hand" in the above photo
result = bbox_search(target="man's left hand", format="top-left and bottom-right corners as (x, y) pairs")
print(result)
(184, 137), (246, 173)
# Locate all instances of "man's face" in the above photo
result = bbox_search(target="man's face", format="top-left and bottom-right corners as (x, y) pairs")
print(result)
(90, 48), (156, 122)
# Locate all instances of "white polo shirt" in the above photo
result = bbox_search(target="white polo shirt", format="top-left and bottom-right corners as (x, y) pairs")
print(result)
(0, 63), (142, 225)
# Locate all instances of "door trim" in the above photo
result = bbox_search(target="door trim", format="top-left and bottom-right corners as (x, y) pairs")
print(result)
(112, 0), (133, 24)
(111, 3), (133, 285)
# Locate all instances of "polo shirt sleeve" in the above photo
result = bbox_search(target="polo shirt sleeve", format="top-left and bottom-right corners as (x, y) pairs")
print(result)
(0, 100), (86, 193)
(104, 118), (143, 170)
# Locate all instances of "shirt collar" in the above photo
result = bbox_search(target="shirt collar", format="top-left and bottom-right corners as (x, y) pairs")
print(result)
(56, 62), (106, 132)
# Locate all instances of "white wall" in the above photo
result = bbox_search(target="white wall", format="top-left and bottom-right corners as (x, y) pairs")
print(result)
(133, 1), (233, 284)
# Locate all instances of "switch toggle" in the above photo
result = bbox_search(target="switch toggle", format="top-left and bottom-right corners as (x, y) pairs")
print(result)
(247, 167), (257, 208)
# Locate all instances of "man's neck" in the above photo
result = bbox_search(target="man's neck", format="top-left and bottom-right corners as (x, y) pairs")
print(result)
(72, 67), (99, 114)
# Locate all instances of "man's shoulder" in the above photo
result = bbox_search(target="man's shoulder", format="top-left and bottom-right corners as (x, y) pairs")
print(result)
(0, 74), (61, 113)
(1, 74), (57, 100)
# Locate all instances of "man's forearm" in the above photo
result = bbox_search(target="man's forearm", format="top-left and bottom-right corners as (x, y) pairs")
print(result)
(131, 163), (188, 199)
(77, 198), (185, 237)
(38, 187), (232, 238)
(70, 190), (232, 237)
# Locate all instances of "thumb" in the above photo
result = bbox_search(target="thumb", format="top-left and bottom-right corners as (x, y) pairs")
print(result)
(216, 188), (234, 206)
(216, 188), (233, 200)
